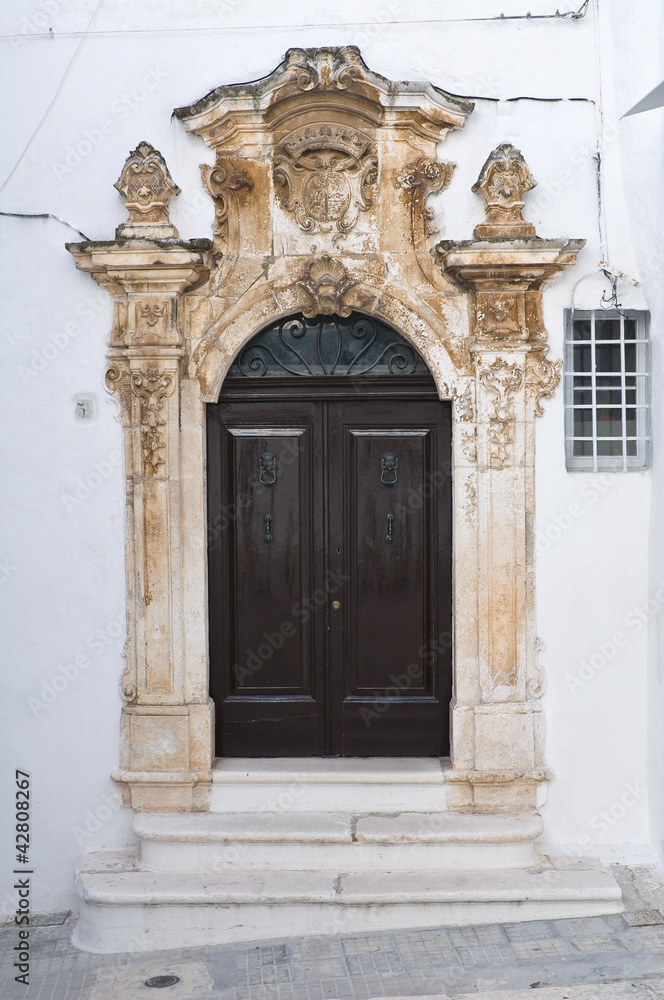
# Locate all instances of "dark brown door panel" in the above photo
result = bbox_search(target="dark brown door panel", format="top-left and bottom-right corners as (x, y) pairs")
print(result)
(208, 370), (452, 756)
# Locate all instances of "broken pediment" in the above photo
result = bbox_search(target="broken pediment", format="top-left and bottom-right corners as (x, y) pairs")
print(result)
(173, 47), (473, 147)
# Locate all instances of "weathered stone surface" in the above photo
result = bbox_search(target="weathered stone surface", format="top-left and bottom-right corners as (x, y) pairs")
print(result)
(67, 48), (584, 817)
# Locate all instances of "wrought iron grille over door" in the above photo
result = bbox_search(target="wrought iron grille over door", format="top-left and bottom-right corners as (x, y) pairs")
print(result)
(208, 313), (452, 756)
(227, 312), (431, 378)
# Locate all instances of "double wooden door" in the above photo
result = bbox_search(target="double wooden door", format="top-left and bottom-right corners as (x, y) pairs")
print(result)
(207, 381), (452, 756)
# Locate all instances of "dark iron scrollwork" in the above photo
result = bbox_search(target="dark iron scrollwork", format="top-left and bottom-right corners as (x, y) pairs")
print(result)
(380, 452), (399, 486)
(228, 312), (430, 378)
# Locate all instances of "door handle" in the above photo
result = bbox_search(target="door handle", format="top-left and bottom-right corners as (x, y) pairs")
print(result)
(385, 513), (394, 544)
(264, 513), (273, 544)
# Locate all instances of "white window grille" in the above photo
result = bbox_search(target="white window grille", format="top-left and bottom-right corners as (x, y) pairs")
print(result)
(564, 310), (650, 471)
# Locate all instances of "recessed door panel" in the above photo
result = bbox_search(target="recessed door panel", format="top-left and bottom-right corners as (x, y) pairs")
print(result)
(207, 401), (326, 756)
(327, 399), (452, 756)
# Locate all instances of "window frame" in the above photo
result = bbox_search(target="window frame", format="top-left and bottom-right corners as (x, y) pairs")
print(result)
(564, 309), (651, 472)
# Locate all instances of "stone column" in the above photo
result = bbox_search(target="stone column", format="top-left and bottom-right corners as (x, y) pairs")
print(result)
(67, 143), (212, 811)
(439, 144), (584, 810)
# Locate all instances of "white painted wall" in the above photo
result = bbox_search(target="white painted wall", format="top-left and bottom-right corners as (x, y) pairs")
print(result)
(0, 0), (661, 915)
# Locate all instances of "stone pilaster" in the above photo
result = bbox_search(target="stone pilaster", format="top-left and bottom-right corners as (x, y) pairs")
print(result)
(438, 144), (584, 810)
(67, 143), (213, 811)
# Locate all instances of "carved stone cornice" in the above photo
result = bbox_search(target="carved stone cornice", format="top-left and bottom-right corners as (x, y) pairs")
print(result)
(437, 238), (585, 350)
(66, 239), (211, 348)
(173, 46), (474, 146)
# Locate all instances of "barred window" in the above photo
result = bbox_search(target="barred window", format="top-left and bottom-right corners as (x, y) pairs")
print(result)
(564, 310), (650, 471)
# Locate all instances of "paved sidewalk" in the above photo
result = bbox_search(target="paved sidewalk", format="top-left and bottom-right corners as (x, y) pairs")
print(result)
(3, 866), (664, 999)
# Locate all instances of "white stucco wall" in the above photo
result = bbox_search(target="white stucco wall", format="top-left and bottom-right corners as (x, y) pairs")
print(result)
(0, 0), (661, 916)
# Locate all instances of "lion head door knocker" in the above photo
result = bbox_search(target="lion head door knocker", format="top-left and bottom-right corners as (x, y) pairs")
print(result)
(259, 452), (277, 544)
(380, 452), (398, 487)
(259, 452), (277, 486)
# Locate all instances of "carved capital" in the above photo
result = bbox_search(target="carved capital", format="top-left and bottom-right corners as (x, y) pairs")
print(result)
(114, 141), (180, 239)
(472, 143), (536, 238)
(274, 124), (377, 234)
(297, 256), (357, 317)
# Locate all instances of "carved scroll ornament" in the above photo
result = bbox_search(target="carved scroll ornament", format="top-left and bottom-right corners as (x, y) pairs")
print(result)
(282, 45), (365, 93)
(478, 358), (524, 468)
(201, 159), (253, 240)
(528, 356), (562, 417)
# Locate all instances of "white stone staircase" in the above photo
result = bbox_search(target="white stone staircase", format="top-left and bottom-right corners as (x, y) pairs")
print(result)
(73, 759), (623, 952)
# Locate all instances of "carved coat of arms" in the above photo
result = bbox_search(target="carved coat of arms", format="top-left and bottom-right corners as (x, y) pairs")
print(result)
(273, 124), (377, 234)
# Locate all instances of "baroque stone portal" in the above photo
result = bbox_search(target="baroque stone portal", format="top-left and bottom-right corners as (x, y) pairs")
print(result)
(67, 48), (583, 814)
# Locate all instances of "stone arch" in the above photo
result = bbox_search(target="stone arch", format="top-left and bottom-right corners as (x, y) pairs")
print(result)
(195, 275), (465, 404)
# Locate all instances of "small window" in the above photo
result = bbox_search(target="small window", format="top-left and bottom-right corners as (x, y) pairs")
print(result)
(564, 310), (650, 471)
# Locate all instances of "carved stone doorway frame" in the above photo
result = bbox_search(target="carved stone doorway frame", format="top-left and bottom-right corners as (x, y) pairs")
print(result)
(67, 48), (583, 816)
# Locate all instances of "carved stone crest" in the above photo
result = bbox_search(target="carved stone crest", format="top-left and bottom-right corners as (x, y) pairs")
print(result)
(114, 141), (180, 239)
(472, 143), (536, 238)
(274, 125), (377, 234)
(297, 256), (357, 317)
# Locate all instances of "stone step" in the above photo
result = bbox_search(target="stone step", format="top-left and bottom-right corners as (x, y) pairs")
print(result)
(210, 757), (448, 813)
(133, 810), (543, 871)
(74, 849), (624, 953)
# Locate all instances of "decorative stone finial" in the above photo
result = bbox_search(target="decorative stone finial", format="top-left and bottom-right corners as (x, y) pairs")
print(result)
(114, 141), (180, 239)
(472, 143), (536, 238)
